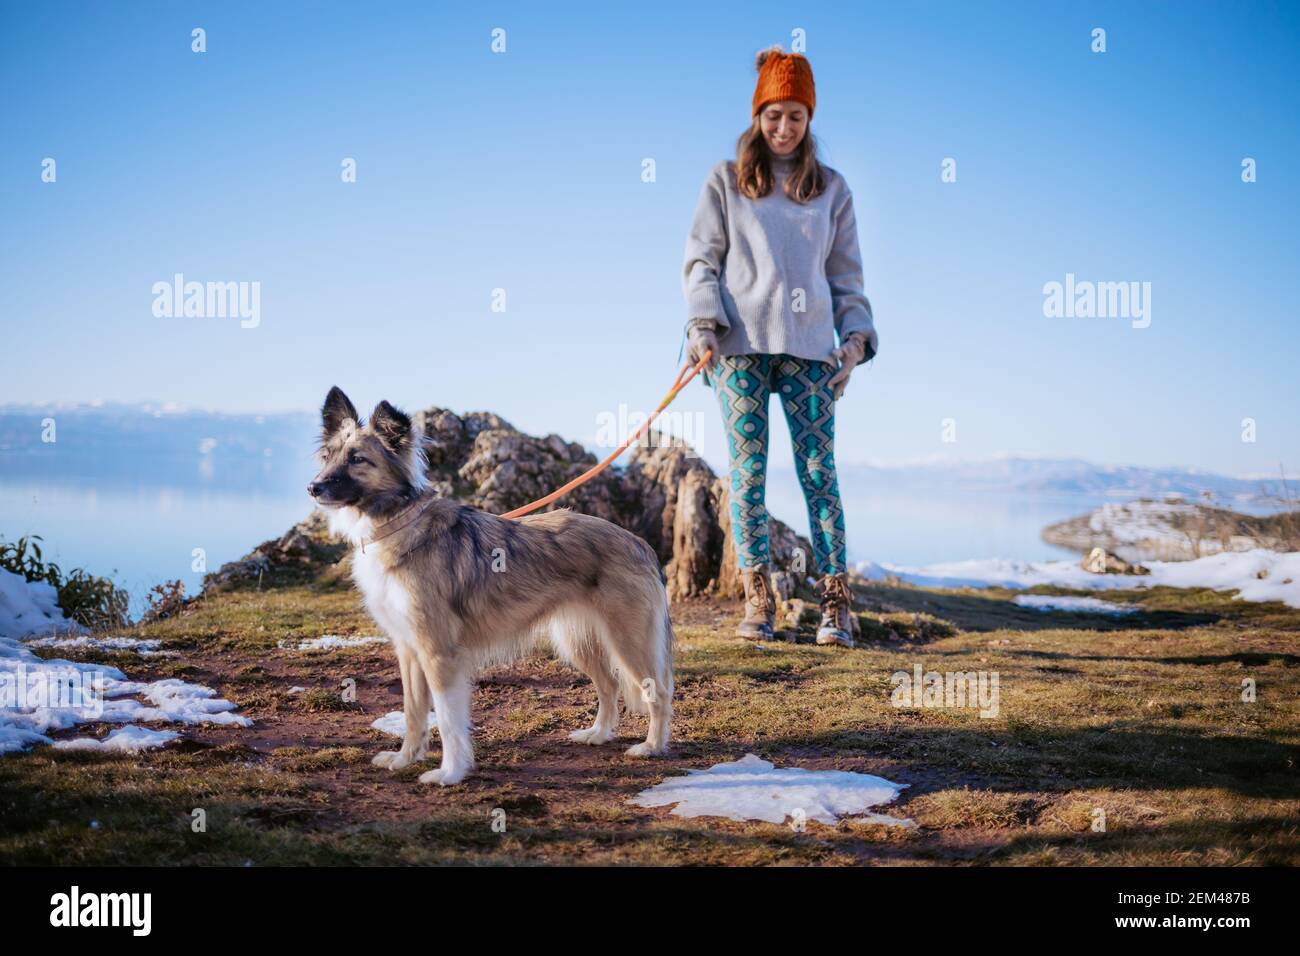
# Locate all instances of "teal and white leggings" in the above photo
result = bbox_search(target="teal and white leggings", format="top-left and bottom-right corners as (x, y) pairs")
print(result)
(709, 353), (847, 577)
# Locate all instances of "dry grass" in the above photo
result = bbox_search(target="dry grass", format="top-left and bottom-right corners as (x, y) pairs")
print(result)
(1, 576), (1297, 866)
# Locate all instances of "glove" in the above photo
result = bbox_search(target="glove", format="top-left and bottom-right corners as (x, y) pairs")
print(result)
(686, 321), (721, 376)
(827, 329), (876, 401)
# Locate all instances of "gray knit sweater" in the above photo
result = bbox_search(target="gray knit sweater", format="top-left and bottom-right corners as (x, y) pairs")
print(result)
(682, 154), (875, 365)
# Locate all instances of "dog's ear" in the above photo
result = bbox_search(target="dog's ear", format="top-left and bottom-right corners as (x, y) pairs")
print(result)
(321, 386), (359, 439)
(370, 400), (412, 450)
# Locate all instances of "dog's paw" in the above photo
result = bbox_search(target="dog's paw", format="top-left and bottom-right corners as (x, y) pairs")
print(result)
(568, 726), (616, 745)
(418, 766), (468, 786)
(372, 750), (414, 770)
(624, 742), (665, 758)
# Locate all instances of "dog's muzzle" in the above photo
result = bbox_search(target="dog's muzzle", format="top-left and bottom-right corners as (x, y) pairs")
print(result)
(308, 478), (342, 501)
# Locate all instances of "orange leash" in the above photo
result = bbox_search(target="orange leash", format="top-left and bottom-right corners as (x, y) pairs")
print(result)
(497, 349), (713, 520)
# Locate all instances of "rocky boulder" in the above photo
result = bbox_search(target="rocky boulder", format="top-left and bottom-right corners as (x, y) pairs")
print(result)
(1082, 547), (1150, 576)
(1045, 498), (1293, 562)
(205, 406), (814, 601)
(203, 509), (348, 591)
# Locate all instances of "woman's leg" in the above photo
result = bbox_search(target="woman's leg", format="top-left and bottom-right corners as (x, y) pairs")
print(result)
(773, 355), (847, 576)
(711, 354), (773, 569)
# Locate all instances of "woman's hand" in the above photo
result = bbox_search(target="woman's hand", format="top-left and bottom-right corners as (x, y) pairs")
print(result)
(686, 321), (721, 373)
(827, 329), (876, 400)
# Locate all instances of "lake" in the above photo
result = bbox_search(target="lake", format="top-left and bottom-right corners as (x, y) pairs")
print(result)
(0, 447), (1106, 619)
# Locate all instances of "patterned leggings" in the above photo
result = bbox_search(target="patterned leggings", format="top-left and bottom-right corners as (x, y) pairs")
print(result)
(710, 353), (847, 577)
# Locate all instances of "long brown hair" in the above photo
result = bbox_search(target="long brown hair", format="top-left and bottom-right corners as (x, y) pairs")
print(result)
(734, 118), (826, 203)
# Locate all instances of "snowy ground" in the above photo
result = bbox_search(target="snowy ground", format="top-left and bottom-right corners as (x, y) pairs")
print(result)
(0, 568), (85, 641)
(278, 634), (388, 651)
(856, 548), (1300, 609)
(1013, 595), (1139, 616)
(26, 635), (171, 656)
(370, 710), (438, 737)
(0, 570), (251, 755)
(632, 753), (910, 826)
(52, 725), (181, 753)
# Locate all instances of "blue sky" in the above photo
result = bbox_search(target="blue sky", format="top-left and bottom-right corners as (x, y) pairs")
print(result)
(2, 0), (1296, 477)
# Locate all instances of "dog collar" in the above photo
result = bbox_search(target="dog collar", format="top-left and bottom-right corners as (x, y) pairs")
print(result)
(360, 496), (432, 553)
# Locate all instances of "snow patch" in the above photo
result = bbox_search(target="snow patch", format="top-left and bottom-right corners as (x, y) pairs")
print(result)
(98, 678), (254, 727)
(631, 753), (908, 825)
(1013, 595), (1139, 615)
(370, 710), (437, 737)
(1, 625), (252, 755)
(279, 634), (388, 651)
(856, 548), (1300, 609)
(0, 568), (85, 640)
(26, 635), (170, 657)
(52, 725), (180, 752)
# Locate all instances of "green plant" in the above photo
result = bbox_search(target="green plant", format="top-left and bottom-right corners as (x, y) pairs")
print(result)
(142, 579), (187, 623)
(0, 535), (59, 587)
(0, 534), (130, 629)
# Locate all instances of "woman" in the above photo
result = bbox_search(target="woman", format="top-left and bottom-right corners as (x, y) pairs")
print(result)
(682, 46), (877, 647)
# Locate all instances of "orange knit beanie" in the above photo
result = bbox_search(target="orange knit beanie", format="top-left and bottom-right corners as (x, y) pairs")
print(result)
(752, 46), (816, 117)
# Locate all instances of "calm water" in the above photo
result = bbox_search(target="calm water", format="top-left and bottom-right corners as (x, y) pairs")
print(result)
(0, 449), (1103, 619)
(766, 468), (1091, 568)
(0, 453), (315, 617)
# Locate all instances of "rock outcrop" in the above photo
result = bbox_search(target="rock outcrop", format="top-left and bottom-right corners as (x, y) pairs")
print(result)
(1044, 498), (1295, 562)
(203, 509), (348, 592)
(1082, 547), (1150, 576)
(206, 406), (814, 601)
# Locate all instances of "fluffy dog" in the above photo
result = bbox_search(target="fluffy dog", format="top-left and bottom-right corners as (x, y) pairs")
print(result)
(308, 387), (674, 785)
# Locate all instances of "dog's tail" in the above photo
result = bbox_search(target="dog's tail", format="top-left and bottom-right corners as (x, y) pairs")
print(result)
(619, 596), (675, 716)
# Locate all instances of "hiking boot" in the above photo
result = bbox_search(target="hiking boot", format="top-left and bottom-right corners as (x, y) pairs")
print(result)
(816, 572), (855, 647)
(737, 565), (776, 641)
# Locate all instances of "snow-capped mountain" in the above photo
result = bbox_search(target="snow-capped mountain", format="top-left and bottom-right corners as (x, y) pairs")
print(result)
(0, 402), (317, 461)
(0, 403), (1288, 504)
(827, 455), (1280, 502)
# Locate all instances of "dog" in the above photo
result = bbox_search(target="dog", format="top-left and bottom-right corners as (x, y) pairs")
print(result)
(307, 387), (674, 785)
